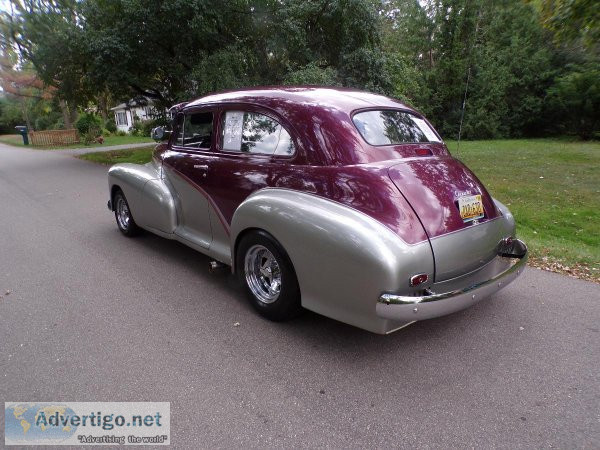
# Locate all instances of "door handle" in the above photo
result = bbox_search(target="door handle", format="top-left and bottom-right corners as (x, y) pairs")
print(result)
(193, 164), (208, 170)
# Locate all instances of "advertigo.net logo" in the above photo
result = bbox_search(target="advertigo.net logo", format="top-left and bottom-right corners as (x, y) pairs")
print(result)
(5, 402), (170, 446)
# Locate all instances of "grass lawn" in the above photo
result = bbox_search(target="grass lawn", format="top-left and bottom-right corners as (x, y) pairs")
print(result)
(79, 138), (600, 282)
(449, 139), (599, 282)
(57, 134), (154, 149)
(78, 146), (155, 165)
(0, 133), (153, 149)
(0, 134), (27, 147)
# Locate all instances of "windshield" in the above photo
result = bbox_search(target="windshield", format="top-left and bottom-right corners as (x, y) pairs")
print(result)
(353, 110), (441, 145)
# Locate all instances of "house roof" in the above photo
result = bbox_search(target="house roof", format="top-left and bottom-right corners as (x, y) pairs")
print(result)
(110, 96), (155, 111)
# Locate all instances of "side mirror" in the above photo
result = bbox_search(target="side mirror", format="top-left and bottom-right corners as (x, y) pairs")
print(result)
(151, 126), (170, 142)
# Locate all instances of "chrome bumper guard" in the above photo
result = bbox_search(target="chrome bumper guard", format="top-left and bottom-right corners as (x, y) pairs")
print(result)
(376, 239), (528, 322)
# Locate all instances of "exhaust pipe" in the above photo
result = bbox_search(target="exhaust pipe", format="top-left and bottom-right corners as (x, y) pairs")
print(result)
(209, 261), (227, 274)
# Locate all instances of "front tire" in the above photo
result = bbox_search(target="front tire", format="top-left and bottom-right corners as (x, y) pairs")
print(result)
(113, 189), (141, 237)
(236, 230), (302, 321)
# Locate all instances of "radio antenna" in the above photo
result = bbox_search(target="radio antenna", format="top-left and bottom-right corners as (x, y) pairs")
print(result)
(457, 5), (481, 154)
(456, 66), (471, 154)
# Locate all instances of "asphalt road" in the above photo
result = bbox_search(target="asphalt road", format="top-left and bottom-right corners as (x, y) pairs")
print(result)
(1, 143), (598, 449)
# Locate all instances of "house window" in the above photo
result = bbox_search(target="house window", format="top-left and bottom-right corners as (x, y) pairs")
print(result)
(220, 111), (295, 156)
(115, 111), (127, 126)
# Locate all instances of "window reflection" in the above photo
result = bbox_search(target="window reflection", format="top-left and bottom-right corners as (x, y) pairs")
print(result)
(353, 110), (441, 145)
(221, 111), (295, 156)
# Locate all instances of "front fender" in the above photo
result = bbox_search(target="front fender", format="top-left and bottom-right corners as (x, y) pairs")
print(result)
(108, 161), (176, 233)
(231, 188), (434, 334)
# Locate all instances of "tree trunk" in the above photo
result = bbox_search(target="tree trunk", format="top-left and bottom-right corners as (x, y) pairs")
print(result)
(98, 92), (108, 121)
(59, 100), (72, 129)
(21, 100), (33, 130)
(69, 103), (78, 129)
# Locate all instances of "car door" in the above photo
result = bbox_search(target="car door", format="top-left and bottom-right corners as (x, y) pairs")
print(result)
(197, 106), (300, 243)
(162, 108), (216, 249)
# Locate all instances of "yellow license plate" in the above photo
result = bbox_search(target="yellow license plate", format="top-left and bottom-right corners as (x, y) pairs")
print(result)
(458, 194), (484, 222)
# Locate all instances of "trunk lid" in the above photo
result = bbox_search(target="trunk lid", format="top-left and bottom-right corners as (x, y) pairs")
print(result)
(388, 156), (503, 280)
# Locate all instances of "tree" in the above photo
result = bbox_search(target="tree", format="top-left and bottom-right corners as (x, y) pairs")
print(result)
(8, 0), (389, 110)
(537, 0), (600, 51)
(462, 1), (555, 138)
(544, 63), (600, 139)
(0, 35), (54, 130)
(5, 0), (87, 126)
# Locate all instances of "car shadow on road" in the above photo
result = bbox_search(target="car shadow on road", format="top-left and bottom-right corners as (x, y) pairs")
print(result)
(120, 228), (521, 363)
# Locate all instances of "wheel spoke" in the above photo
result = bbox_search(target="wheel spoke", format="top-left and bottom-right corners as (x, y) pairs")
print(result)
(244, 245), (282, 304)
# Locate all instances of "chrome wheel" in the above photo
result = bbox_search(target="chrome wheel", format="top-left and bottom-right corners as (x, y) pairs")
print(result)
(115, 195), (131, 230)
(244, 244), (282, 304)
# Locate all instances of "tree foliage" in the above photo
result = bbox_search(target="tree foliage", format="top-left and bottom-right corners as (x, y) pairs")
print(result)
(537, 0), (600, 51)
(2, 0), (599, 139)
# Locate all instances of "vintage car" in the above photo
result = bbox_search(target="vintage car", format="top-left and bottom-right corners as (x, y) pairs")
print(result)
(107, 87), (527, 334)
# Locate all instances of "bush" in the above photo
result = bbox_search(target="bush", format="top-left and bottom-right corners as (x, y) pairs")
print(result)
(116, 130), (127, 136)
(102, 128), (111, 137)
(139, 119), (162, 137)
(130, 121), (142, 136)
(75, 113), (102, 136)
(544, 63), (600, 140)
(50, 117), (65, 130)
(82, 130), (97, 145)
(105, 118), (117, 133)
(34, 116), (53, 131)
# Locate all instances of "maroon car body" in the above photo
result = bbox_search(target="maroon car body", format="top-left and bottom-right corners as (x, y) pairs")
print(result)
(108, 87), (527, 334)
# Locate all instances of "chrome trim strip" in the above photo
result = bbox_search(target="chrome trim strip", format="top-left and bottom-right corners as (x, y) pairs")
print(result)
(376, 240), (527, 321)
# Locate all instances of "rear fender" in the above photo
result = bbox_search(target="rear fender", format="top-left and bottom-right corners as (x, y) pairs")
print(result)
(231, 188), (434, 334)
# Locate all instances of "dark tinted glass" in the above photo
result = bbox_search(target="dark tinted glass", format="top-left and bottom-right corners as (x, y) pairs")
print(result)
(182, 112), (213, 148)
(353, 110), (441, 145)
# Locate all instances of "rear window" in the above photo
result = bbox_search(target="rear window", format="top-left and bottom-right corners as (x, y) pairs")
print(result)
(353, 110), (441, 145)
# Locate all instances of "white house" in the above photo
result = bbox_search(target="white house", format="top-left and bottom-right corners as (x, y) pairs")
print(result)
(110, 97), (160, 132)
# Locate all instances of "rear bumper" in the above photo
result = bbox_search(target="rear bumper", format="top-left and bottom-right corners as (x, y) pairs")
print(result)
(376, 239), (527, 322)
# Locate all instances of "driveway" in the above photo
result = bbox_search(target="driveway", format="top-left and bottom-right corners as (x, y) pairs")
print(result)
(0, 143), (598, 448)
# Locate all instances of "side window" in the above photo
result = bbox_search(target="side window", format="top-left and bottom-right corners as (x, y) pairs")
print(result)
(221, 111), (295, 156)
(175, 114), (184, 146)
(182, 112), (213, 148)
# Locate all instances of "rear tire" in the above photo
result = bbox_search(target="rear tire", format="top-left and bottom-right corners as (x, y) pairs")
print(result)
(236, 230), (302, 321)
(113, 189), (141, 237)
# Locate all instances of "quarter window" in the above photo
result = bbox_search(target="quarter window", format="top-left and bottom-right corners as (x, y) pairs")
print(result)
(181, 112), (213, 148)
(221, 111), (295, 156)
(353, 110), (441, 145)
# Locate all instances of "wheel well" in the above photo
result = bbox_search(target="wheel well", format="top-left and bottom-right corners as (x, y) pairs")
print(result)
(110, 185), (122, 209)
(232, 227), (263, 274)
(233, 226), (301, 297)
(233, 228), (298, 277)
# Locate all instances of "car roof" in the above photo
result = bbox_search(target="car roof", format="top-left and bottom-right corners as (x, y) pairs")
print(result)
(182, 87), (423, 166)
(184, 86), (414, 115)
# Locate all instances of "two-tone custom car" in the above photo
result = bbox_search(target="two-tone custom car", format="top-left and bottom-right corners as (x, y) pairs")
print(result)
(107, 87), (527, 334)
